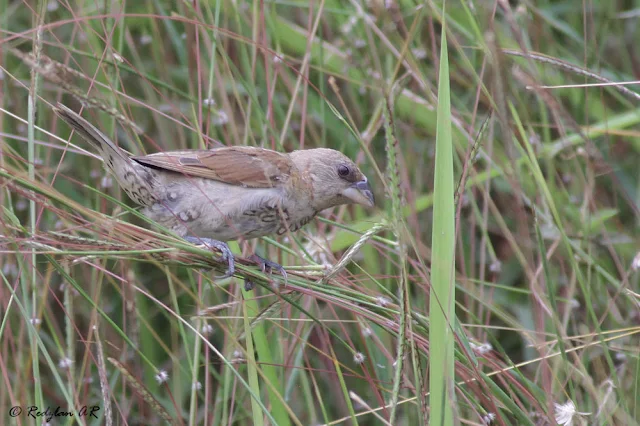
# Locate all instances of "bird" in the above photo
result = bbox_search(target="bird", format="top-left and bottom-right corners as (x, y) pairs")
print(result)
(53, 103), (374, 289)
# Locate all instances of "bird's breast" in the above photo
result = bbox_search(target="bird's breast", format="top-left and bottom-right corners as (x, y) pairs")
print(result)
(241, 204), (316, 237)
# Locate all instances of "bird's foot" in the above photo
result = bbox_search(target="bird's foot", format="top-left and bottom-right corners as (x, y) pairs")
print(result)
(244, 254), (288, 291)
(185, 236), (235, 279)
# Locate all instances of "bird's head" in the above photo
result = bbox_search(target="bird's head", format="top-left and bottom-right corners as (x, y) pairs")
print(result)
(289, 148), (374, 211)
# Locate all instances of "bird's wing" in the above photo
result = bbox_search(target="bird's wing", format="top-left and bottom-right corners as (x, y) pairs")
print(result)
(132, 146), (295, 188)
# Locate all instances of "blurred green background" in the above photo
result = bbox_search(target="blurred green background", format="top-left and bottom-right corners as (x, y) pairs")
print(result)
(0, 1), (638, 425)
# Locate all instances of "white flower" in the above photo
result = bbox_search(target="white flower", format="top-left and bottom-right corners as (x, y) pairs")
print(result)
(365, 69), (381, 79)
(362, 327), (373, 337)
(100, 176), (113, 188)
(353, 352), (366, 364)
(15, 199), (28, 211)
(614, 352), (626, 362)
(157, 103), (174, 113)
(140, 34), (153, 45)
(212, 110), (229, 126)
(155, 370), (169, 384)
(481, 412), (496, 424)
(201, 324), (214, 335)
(528, 133), (541, 148)
(460, 193), (470, 207)
(341, 15), (359, 34)
(303, 238), (333, 267)
(203, 98), (215, 106)
(412, 48), (427, 60)
(470, 342), (493, 355)
(58, 357), (73, 369)
(489, 260), (502, 273)
(354, 39), (366, 48)
(631, 252), (640, 271)
(2, 263), (18, 276)
(192, 381), (202, 390)
(554, 400), (590, 426)
(376, 296), (390, 307)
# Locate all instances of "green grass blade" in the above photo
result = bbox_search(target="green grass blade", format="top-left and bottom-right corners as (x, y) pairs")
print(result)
(429, 6), (456, 425)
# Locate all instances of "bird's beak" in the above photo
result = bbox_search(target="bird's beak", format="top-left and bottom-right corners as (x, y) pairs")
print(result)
(342, 177), (375, 207)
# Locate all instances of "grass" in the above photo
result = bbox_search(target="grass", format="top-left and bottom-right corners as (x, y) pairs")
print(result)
(1, 1), (639, 425)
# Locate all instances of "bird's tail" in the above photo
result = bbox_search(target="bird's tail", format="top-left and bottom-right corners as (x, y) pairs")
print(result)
(54, 103), (161, 206)
(53, 103), (131, 164)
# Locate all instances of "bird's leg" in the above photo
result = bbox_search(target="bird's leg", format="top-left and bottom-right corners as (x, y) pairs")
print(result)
(244, 253), (288, 291)
(185, 236), (235, 279)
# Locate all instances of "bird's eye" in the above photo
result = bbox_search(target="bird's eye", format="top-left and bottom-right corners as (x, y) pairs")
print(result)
(337, 165), (351, 178)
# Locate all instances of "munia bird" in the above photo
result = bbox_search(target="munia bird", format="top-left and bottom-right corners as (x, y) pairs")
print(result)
(54, 104), (374, 288)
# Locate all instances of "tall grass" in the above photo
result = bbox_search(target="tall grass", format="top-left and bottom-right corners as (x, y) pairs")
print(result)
(429, 9), (455, 425)
(1, 1), (638, 425)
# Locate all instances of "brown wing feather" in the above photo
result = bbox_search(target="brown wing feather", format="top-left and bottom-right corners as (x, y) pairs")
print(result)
(132, 146), (295, 188)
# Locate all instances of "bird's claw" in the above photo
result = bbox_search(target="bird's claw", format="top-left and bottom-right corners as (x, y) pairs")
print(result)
(185, 236), (235, 279)
(244, 254), (288, 291)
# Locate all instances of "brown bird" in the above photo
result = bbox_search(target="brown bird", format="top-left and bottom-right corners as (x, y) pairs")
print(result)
(54, 104), (374, 287)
